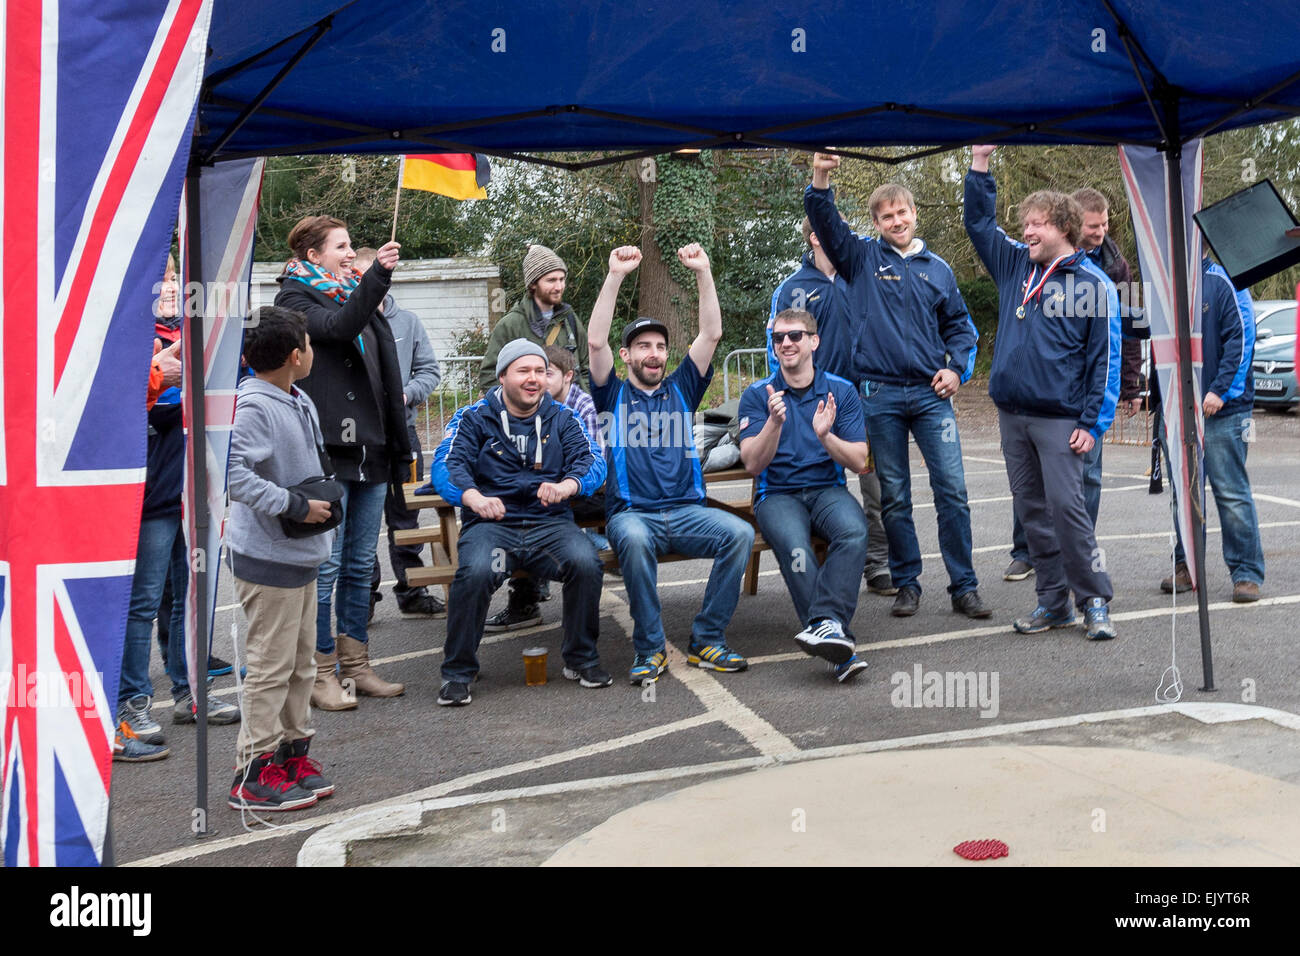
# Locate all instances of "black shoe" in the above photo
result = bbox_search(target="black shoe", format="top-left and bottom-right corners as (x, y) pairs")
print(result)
(1003, 559), (1034, 582)
(484, 605), (542, 632)
(395, 587), (447, 619)
(437, 681), (472, 706)
(207, 656), (233, 677)
(865, 571), (899, 596)
(951, 590), (993, 619)
(563, 665), (613, 688)
(891, 587), (920, 617)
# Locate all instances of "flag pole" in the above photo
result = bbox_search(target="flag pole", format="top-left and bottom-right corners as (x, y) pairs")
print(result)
(391, 155), (404, 242)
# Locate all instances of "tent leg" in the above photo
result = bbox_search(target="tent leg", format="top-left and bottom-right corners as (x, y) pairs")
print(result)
(184, 163), (214, 831)
(1163, 110), (1216, 692)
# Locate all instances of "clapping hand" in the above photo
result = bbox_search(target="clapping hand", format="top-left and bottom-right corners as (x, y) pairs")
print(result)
(812, 391), (837, 439)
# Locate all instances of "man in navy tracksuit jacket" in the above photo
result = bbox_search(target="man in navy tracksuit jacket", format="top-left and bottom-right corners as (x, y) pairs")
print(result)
(768, 219), (890, 594)
(805, 153), (989, 621)
(1164, 257), (1263, 601)
(430, 340), (608, 704)
(964, 145), (1120, 639)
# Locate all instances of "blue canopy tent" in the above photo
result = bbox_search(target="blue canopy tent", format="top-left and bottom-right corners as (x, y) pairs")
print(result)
(173, 0), (1300, 836)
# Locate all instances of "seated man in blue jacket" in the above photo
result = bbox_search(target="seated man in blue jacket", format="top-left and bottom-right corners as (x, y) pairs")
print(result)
(964, 145), (1120, 640)
(1162, 255), (1263, 602)
(740, 308), (871, 683)
(430, 339), (609, 705)
(805, 153), (989, 621)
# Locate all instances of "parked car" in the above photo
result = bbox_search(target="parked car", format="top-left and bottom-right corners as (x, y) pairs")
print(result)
(1252, 299), (1298, 409)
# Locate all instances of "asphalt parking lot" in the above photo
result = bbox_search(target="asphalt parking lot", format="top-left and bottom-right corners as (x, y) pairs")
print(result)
(111, 397), (1300, 866)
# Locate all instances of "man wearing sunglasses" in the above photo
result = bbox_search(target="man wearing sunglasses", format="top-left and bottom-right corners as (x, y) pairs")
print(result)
(740, 309), (871, 681)
(806, 153), (989, 622)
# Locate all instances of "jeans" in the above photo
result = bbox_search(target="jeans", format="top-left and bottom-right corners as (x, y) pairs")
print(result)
(121, 515), (189, 703)
(442, 517), (603, 683)
(317, 479), (388, 653)
(1011, 441), (1102, 563)
(606, 504), (754, 658)
(1171, 408), (1265, 585)
(754, 485), (868, 632)
(861, 382), (977, 596)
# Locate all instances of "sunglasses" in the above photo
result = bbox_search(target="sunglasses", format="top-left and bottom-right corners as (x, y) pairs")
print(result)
(771, 330), (808, 344)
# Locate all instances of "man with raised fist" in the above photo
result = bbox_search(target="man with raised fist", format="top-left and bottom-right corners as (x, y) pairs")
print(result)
(589, 244), (754, 686)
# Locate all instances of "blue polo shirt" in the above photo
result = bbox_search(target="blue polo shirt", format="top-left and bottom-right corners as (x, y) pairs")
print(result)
(738, 366), (865, 504)
(591, 357), (712, 516)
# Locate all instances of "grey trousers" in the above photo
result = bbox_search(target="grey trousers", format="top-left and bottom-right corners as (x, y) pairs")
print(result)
(858, 470), (889, 577)
(998, 411), (1113, 611)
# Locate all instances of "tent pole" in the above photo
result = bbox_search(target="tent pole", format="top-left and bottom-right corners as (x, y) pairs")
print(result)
(184, 161), (213, 831)
(1162, 101), (1215, 692)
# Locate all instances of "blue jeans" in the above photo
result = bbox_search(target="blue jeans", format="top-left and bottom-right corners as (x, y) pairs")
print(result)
(1172, 409), (1265, 585)
(1012, 441), (1102, 563)
(606, 504), (754, 658)
(754, 485), (868, 632)
(121, 515), (189, 703)
(317, 479), (388, 653)
(861, 382), (977, 596)
(442, 517), (603, 683)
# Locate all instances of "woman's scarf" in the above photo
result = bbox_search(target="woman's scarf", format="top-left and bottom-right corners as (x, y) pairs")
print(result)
(281, 257), (358, 303)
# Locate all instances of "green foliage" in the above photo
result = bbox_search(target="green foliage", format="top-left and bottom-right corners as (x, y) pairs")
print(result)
(958, 277), (999, 376)
(652, 152), (716, 292)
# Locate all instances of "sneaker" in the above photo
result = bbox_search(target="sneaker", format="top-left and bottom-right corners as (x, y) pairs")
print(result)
(1083, 598), (1117, 640)
(951, 590), (993, 619)
(228, 753), (318, 811)
(277, 738), (334, 798)
(113, 721), (169, 762)
(891, 586), (921, 618)
(537, 580), (552, 602)
(437, 681), (472, 706)
(1013, 604), (1077, 634)
(207, 656), (233, 678)
(865, 571), (899, 596)
(484, 604), (542, 632)
(833, 656), (869, 683)
(395, 587), (447, 619)
(687, 643), (748, 673)
(563, 665), (614, 688)
(794, 619), (854, 665)
(117, 694), (164, 745)
(173, 688), (241, 725)
(629, 652), (668, 685)
(1003, 559), (1034, 582)
(1161, 562), (1193, 593)
(1232, 581), (1261, 603)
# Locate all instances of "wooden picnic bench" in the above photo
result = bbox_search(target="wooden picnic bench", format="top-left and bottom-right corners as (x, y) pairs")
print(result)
(400, 467), (816, 595)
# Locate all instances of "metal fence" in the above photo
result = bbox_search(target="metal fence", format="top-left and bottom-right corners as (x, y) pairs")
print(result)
(414, 354), (484, 453)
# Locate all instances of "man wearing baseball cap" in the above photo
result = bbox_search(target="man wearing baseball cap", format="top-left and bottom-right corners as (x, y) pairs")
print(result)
(478, 244), (590, 392)
(430, 339), (609, 706)
(588, 244), (755, 685)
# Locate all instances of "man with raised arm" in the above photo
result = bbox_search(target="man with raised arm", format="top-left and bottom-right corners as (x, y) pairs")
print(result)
(805, 153), (989, 622)
(740, 308), (871, 683)
(964, 144), (1119, 640)
(589, 244), (755, 685)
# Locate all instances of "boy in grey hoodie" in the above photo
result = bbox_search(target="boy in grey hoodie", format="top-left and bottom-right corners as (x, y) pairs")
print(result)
(227, 306), (337, 812)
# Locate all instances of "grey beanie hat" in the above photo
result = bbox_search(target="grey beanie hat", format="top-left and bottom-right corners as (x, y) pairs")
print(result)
(495, 338), (549, 378)
(523, 244), (567, 289)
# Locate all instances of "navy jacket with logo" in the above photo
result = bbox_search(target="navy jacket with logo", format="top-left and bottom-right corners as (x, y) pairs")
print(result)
(964, 168), (1121, 438)
(767, 254), (865, 382)
(429, 387), (606, 530)
(1200, 258), (1255, 415)
(804, 185), (978, 386)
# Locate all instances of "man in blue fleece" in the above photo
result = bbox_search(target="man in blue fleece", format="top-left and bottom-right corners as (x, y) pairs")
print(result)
(431, 340), (609, 705)
(964, 145), (1120, 640)
(805, 153), (988, 621)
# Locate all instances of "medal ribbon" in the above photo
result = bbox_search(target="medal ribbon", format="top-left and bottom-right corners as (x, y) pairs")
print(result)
(1020, 252), (1073, 311)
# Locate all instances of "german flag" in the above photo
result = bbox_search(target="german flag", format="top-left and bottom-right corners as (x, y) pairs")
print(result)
(400, 153), (490, 200)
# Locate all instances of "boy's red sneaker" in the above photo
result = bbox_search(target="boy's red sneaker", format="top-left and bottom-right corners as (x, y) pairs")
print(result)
(277, 737), (335, 798)
(228, 752), (317, 811)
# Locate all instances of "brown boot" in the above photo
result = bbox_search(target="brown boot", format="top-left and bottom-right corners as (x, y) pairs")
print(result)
(1232, 581), (1261, 603)
(336, 634), (405, 698)
(311, 651), (357, 711)
(1160, 562), (1193, 594)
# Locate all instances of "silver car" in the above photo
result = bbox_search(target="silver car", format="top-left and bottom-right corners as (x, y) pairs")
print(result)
(1252, 299), (1298, 409)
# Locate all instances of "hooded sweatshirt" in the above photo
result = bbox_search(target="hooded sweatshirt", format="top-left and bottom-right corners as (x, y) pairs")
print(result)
(227, 375), (335, 587)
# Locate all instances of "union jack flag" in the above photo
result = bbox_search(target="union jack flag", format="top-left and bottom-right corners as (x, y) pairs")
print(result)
(0, 0), (212, 866)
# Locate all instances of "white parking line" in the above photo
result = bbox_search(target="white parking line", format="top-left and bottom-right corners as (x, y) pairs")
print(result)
(1256, 493), (1300, 510)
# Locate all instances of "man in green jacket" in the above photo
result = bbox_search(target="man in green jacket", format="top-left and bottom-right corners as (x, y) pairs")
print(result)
(478, 245), (590, 393)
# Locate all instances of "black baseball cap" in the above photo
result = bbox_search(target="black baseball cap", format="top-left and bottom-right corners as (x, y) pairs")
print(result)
(621, 316), (670, 348)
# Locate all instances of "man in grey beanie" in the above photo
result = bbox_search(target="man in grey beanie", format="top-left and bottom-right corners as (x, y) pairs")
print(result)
(477, 244), (591, 393)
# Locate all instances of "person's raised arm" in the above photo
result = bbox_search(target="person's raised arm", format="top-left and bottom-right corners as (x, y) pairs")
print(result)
(588, 245), (641, 387)
(804, 152), (866, 282)
(964, 145), (1020, 283)
(286, 241), (399, 343)
(681, 243), (721, 376)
